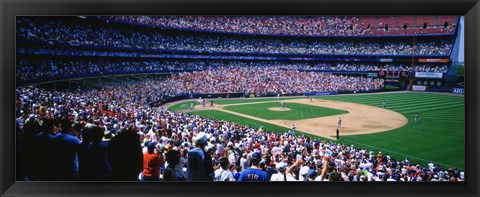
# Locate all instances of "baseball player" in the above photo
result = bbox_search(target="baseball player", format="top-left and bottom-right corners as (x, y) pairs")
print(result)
(277, 93), (280, 100)
(309, 96), (313, 102)
(190, 102), (194, 110)
(291, 124), (296, 136)
(210, 100), (214, 107)
(338, 117), (342, 128)
(383, 101), (387, 109)
(415, 114), (419, 123)
(336, 129), (340, 140)
(280, 101), (284, 108)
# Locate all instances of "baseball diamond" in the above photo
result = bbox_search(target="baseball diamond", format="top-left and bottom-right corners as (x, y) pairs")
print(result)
(167, 92), (464, 169)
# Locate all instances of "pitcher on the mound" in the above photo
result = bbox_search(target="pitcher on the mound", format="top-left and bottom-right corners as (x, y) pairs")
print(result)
(338, 117), (342, 128)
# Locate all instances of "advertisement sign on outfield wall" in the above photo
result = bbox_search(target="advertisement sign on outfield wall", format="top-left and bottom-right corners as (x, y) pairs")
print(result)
(452, 88), (464, 94)
(412, 85), (427, 91)
(418, 58), (450, 63)
(378, 58), (394, 62)
(315, 92), (337, 96)
(415, 72), (443, 79)
(367, 73), (378, 78)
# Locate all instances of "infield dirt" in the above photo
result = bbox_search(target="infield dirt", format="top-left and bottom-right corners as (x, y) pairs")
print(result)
(267, 107), (291, 111)
(169, 98), (408, 140)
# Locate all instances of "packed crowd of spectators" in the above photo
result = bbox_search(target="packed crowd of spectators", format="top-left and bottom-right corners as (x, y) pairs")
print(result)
(282, 63), (449, 73)
(106, 16), (457, 36)
(16, 59), (210, 82)
(161, 66), (384, 96)
(17, 17), (454, 56)
(16, 83), (464, 182)
(17, 58), (449, 83)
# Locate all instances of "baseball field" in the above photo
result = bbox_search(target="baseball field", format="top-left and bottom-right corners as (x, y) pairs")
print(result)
(167, 92), (464, 169)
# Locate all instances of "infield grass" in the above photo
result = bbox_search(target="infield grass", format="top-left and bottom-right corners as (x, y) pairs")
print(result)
(223, 102), (348, 120)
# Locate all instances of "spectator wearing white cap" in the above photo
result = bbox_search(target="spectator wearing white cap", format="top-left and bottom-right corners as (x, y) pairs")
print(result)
(187, 132), (212, 181)
(431, 174), (439, 181)
(386, 173), (396, 181)
(298, 160), (310, 181)
(270, 163), (288, 181)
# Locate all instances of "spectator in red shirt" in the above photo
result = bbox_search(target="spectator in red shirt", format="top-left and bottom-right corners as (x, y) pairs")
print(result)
(377, 152), (383, 164)
(143, 142), (163, 181)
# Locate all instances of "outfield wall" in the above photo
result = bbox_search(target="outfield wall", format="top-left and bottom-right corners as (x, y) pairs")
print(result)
(148, 88), (405, 107)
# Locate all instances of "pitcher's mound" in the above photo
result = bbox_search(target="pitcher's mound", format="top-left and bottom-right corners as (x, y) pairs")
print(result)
(269, 107), (291, 111)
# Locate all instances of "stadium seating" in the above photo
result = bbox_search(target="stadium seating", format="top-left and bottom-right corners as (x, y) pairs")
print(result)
(105, 16), (457, 36)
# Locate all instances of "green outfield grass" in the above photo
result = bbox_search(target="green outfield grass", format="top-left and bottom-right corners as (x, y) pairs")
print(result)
(223, 102), (348, 120)
(168, 101), (199, 111)
(316, 92), (464, 169)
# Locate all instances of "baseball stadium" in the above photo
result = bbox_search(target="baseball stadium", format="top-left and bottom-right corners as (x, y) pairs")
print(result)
(16, 16), (465, 182)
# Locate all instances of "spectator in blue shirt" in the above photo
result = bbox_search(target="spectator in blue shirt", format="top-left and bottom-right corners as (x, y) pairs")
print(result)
(237, 152), (268, 181)
(52, 117), (81, 181)
(78, 124), (112, 181)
